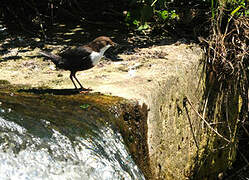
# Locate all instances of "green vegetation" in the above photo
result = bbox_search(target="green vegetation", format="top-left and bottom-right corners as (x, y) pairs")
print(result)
(0, 0), (247, 38)
(199, 0), (248, 178)
(80, 104), (90, 109)
(0, 0), (248, 179)
(202, 0), (248, 123)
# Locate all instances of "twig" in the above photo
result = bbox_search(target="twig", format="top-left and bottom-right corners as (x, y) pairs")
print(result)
(202, 88), (211, 126)
(225, 94), (232, 138)
(225, 150), (249, 179)
(225, 164), (249, 180)
(185, 96), (230, 143)
(183, 98), (199, 149)
(242, 124), (249, 137)
(6, 7), (34, 35)
(238, 149), (249, 165)
(23, 0), (47, 39)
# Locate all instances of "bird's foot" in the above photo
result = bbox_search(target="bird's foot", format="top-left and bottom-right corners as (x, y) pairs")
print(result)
(79, 87), (93, 94)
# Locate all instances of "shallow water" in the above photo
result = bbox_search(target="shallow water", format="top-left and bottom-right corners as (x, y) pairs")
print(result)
(0, 98), (145, 180)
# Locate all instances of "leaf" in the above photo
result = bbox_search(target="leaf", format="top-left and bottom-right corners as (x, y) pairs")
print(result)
(170, 11), (178, 19)
(159, 10), (169, 20)
(80, 104), (90, 109)
(231, 5), (242, 16)
(137, 23), (150, 31)
(133, 19), (139, 26)
(229, 5), (242, 22)
(151, 0), (158, 7)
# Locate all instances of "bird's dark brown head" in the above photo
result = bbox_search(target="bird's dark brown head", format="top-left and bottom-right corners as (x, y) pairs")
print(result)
(88, 36), (116, 52)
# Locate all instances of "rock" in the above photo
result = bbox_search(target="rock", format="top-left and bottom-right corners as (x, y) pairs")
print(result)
(0, 43), (240, 180)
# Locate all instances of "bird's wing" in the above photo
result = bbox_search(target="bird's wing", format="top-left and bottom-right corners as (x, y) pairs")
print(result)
(58, 46), (93, 70)
(59, 46), (91, 61)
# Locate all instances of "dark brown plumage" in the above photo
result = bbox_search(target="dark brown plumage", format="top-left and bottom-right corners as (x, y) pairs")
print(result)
(40, 36), (116, 90)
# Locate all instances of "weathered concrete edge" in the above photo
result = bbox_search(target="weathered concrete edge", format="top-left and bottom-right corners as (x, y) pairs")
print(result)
(0, 82), (152, 179)
(144, 60), (204, 179)
(136, 51), (239, 179)
(0, 43), (240, 179)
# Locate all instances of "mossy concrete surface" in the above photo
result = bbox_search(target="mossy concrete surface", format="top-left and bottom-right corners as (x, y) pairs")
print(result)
(0, 82), (150, 179)
(0, 42), (240, 179)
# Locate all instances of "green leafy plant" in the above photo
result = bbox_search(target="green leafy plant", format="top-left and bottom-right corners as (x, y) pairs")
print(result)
(80, 104), (90, 109)
(125, 0), (179, 31)
(125, 5), (153, 30)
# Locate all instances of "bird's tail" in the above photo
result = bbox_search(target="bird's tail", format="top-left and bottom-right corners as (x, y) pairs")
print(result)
(39, 51), (61, 64)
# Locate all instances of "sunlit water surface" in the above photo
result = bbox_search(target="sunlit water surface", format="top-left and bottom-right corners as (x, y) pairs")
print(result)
(0, 107), (145, 180)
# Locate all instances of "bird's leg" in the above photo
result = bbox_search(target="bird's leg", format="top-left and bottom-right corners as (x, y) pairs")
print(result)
(72, 72), (92, 91)
(74, 76), (84, 89)
(70, 71), (78, 89)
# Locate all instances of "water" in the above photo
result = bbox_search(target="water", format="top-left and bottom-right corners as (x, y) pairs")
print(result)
(0, 103), (145, 180)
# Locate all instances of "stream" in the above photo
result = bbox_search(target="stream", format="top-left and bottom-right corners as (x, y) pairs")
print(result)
(0, 92), (145, 180)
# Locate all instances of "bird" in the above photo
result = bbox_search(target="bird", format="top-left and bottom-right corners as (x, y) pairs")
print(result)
(40, 36), (116, 91)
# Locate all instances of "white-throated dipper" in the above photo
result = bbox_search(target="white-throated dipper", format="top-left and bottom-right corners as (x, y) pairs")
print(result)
(40, 36), (116, 90)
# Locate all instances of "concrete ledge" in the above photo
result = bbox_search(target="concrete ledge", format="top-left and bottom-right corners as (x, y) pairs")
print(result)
(2, 43), (238, 179)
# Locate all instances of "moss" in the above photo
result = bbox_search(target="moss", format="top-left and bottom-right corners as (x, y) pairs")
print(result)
(0, 84), (151, 179)
(0, 79), (11, 85)
(187, 74), (240, 179)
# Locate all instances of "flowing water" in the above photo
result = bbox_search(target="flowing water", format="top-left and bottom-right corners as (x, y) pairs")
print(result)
(0, 94), (145, 180)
